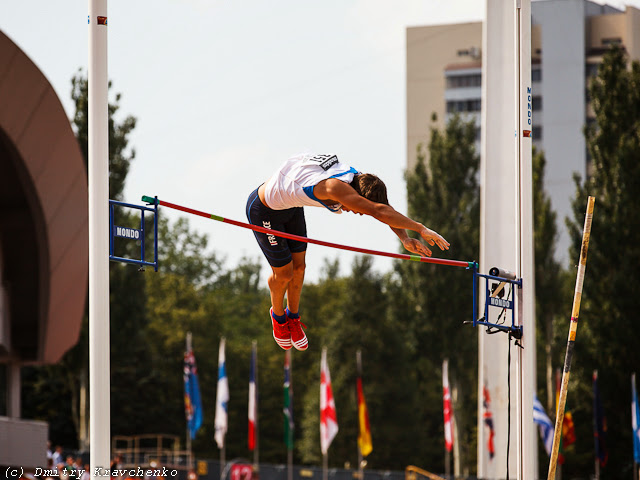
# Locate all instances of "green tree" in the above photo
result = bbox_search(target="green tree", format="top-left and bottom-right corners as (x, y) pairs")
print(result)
(71, 70), (136, 200)
(395, 113), (480, 473)
(23, 72), (142, 449)
(299, 256), (417, 470)
(531, 147), (566, 411)
(564, 45), (640, 478)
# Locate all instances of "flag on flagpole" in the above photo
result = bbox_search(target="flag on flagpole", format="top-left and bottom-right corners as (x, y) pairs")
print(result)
(184, 344), (203, 440)
(356, 350), (372, 457)
(533, 395), (554, 456)
(482, 383), (495, 460)
(214, 337), (229, 449)
(593, 370), (608, 467)
(632, 373), (640, 463)
(248, 341), (258, 451)
(320, 347), (338, 455)
(442, 359), (454, 453)
(284, 350), (294, 450)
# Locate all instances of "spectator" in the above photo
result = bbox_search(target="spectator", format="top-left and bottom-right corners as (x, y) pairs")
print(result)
(64, 456), (76, 474)
(111, 455), (123, 480)
(51, 446), (63, 467)
(81, 464), (90, 480)
(57, 463), (69, 480)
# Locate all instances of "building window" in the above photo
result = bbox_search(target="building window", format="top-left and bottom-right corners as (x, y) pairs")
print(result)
(586, 63), (600, 78)
(446, 74), (482, 89)
(602, 37), (622, 46)
(532, 96), (542, 112)
(532, 125), (542, 140)
(532, 68), (542, 82)
(446, 99), (481, 113)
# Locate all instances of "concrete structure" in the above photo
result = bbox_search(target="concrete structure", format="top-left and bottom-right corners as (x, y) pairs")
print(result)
(0, 29), (88, 467)
(407, 0), (640, 264)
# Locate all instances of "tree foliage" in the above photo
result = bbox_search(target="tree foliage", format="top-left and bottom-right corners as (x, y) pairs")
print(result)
(394, 113), (480, 472)
(21, 52), (640, 478)
(562, 45), (640, 478)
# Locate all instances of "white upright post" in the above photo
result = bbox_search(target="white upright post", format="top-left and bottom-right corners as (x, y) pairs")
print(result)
(480, 1), (535, 478)
(480, 1), (518, 477)
(88, 0), (110, 476)
(514, 1), (536, 479)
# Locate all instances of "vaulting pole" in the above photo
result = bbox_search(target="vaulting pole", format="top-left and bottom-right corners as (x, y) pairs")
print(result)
(141, 196), (472, 268)
(88, 0), (111, 476)
(547, 196), (596, 479)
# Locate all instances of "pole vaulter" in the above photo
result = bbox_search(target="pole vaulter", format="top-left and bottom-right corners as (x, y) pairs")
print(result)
(141, 196), (474, 269)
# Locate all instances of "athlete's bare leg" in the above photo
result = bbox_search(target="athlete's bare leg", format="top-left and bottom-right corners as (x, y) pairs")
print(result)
(285, 251), (306, 314)
(268, 262), (294, 316)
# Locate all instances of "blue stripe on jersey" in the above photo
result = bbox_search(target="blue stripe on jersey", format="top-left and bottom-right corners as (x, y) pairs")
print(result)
(302, 167), (359, 212)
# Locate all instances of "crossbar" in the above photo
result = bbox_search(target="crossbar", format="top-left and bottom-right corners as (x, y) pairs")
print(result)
(142, 195), (472, 268)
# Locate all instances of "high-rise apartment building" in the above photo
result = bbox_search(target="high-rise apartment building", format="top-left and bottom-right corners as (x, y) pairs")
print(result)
(407, 0), (640, 263)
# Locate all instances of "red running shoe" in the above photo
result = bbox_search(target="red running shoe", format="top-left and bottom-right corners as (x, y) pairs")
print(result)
(271, 308), (292, 350)
(287, 313), (308, 351)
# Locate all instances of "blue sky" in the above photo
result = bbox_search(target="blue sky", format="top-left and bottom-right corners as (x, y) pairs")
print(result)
(1, 0), (633, 282)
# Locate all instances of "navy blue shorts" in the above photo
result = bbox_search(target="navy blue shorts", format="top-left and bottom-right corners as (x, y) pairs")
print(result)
(246, 188), (307, 268)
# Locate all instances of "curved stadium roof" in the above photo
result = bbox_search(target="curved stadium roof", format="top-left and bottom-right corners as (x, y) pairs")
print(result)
(0, 30), (88, 364)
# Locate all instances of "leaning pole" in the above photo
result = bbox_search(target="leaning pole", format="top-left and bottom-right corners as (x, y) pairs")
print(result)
(547, 196), (595, 480)
(88, 0), (111, 476)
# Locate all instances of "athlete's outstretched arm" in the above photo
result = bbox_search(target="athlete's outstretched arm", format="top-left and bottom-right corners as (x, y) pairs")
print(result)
(316, 179), (450, 255)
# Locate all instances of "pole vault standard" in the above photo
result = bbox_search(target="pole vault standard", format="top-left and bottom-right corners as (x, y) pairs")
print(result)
(547, 196), (596, 480)
(141, 196), (473, 269)
(89, 0), (110, 477)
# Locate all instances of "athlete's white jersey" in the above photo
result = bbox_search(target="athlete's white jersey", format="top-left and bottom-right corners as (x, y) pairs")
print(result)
(263, 153), (359, 212)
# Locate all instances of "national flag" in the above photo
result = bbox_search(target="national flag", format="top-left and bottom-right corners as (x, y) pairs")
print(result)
(248, 341), (258, 451)
(442, 359), (454, 453)
(593, 370), (608, 467)
(356, 350), (372, 457)
(533, 395), (554, 456)
(631, 373), (640, 463)
(214, 337), (229, 449)
(183, 345), (203, 440)
(320, 347), (338, 455)
(482, 383), (495, 460)
(284, 350), (294, 450)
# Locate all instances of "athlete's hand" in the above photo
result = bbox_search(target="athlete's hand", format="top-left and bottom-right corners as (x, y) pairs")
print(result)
(418, 226), (450, 253)
(402, 237), (434, 257)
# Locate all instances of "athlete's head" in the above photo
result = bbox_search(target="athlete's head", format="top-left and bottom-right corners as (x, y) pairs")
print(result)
(350, 174), (389, 205)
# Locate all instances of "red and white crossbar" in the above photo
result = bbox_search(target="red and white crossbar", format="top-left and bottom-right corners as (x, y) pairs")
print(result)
(142, 196), (472, 268)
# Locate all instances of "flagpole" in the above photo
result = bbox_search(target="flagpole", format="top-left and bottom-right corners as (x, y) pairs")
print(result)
(323, 453), (328, 480)
(594, 370), (599, 480)
(452, 383), (460, 478)
(253, 340), (259, 480)
(357, 350), (364, 480)
(547, 196), (595, 480)
(186, 332), (193, 470)
(593, 369), (600, 480)
(320, 347), (338, 480)
(215, 337), (229, 480)
(444, 450), (450, 480)
(221, 444), (226, 480)
(287, 350), (293, 480)
(634, 373), (639, 480)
